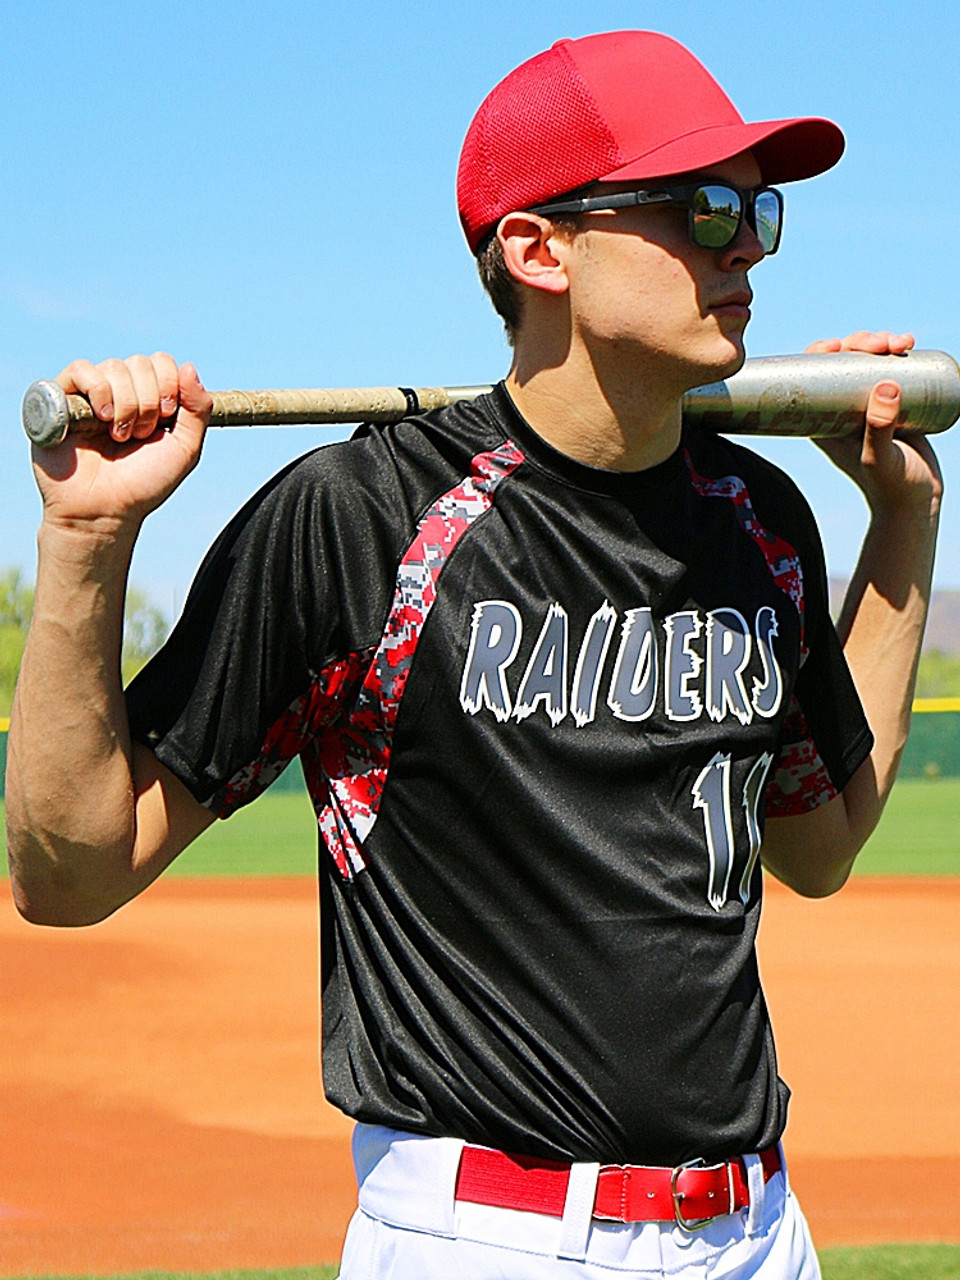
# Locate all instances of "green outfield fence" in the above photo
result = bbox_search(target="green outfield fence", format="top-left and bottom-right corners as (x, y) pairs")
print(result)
(1, 704), (960, 801)
(901, 699), (960, 778)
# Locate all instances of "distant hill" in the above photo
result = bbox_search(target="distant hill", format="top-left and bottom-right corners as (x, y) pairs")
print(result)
(829, 580), (960, 654)
(922, 591), (960, 654)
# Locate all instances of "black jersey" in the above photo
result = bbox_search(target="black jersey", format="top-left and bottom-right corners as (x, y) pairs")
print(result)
(127, 385), (871, 1166)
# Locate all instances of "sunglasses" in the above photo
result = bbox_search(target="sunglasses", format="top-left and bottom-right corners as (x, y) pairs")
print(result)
(530, 181), (784, 255)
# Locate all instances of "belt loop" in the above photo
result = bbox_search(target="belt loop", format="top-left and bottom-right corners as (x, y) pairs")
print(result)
(776, 1141), (790, 1193)
(743, 1154), (765, 1237)
(557, 1160), (600, 1261)
(432, 1136), (467, 1236)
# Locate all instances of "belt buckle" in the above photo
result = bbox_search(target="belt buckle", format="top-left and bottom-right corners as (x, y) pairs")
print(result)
(670, 1158), (734, 1232)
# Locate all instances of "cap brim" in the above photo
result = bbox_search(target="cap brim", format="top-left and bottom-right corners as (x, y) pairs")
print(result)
(598, 117), (844, 185)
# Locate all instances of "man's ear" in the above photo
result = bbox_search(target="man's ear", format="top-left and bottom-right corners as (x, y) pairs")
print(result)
(497, 213), (572, 297)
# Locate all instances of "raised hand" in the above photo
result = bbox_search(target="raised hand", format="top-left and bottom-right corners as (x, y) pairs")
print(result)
(805, 331), (942, 518)
(34, 353), (213, 532)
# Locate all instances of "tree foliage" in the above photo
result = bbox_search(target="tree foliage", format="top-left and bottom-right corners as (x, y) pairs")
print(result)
(0, 568), (170, 718)
(120, 587), (170, 685)
(915, 650), (960, 699)
(0, 625), (27, 720)
(0, 568), (34, 629)
(0, 570), (34, 718)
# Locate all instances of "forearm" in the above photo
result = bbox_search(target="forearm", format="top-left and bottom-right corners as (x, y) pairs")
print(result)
(6, 355), (215, 924)
(836, 501), (939, 838)
(762, 334), (943, 897)
(764, 503), (938, 898)
(6, 519), (141, 923)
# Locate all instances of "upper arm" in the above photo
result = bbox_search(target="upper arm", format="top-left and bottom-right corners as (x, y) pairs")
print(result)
(761, 792), (856, 897)
(761, 753), (880, 897)
(9, 742), (214, 927)
(63, 742), (215, 921)
(129, 741), (216, 882)
(741, 462), (876, 897)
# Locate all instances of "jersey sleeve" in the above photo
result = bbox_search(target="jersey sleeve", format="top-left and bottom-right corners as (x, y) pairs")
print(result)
(125, 443), (403, 817)
(762, 479), (873, 817)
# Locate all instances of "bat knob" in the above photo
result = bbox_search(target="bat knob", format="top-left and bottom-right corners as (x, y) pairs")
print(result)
(22, 380), (71, 448)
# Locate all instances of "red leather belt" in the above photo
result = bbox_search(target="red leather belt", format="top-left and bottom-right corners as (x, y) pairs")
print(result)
(455, 1144), (781, 1230)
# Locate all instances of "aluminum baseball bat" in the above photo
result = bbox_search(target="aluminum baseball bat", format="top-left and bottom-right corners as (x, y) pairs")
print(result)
(22, 349), (960, 449)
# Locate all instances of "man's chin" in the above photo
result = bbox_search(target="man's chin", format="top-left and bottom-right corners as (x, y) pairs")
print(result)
(685, 344), (747, 391)
(718, 345), (748, 380)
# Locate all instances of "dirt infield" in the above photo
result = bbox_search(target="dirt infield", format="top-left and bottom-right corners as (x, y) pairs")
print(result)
(2, 874), (959, 1274)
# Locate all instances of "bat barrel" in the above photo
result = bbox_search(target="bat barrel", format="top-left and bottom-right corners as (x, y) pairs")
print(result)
(22, 351), (960, 447)
(683, 349), (960, 437)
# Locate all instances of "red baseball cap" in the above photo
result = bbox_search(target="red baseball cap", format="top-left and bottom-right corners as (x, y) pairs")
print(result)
(458, 31), (844, 252)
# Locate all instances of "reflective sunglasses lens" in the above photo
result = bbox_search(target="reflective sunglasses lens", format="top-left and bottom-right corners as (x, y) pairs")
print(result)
(754, 190), (781, 253)
(691, 185), (742, 248)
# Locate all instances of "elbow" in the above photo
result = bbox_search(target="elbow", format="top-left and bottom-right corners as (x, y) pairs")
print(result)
(761, 795), (870, 899)
(13, 891), (118, 928)
(7, 830), (128, 928)
(780, 864), (854, 899)
(9, 866), (122, 927)
(761, 839), (859, 899)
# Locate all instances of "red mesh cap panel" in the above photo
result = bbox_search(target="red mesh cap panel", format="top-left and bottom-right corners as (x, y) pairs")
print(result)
(457, 44), (622, 252)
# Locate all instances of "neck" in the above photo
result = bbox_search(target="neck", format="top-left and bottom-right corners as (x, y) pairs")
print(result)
(505, 337), (687, 473)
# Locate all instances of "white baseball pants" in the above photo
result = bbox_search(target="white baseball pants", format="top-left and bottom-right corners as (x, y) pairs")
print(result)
(338, 1124), (821, 1279)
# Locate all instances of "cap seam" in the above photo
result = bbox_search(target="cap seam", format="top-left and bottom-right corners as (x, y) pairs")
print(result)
(552, 40), (624, 173)
(611, 121), (781, 167)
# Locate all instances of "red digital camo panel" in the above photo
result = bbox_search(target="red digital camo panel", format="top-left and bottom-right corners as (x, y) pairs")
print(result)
(216, 653), (372, 817)
(682, 453), (835, 816)
(312, 441), (526, 879)
(764, 698), (838, 816)
(684, 451), (807, 658)
(216, 441), (525, 879)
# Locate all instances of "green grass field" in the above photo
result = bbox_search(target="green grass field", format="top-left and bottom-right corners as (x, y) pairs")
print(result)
(15, 1244), (960, 1279)
(821, 1244), (960, 1277)
(849, 777), (960, 875)
(4, 776), (959, 879)
(166, 791), (321, 877)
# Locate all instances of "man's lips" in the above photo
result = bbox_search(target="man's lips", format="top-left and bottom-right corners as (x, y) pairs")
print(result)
(709, 292), (753, 320)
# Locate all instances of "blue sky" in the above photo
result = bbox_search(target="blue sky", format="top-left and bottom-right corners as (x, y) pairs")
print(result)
(1, 0), (958, 618)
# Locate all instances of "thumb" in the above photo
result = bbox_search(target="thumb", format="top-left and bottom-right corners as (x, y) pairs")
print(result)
(865, 380), (901, 432)
(178, 362), (213, 421)
(861, 380), (901, 466)
(167, 363), (212, 468)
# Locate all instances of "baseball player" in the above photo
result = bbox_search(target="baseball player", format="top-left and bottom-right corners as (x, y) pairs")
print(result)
(7, 30), (941, 1280)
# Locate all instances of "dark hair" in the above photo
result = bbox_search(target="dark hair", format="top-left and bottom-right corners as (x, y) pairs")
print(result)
(475, 215), (581, 346)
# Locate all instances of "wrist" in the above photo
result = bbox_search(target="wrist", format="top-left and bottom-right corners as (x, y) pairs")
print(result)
(37, 515), (140, 579)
